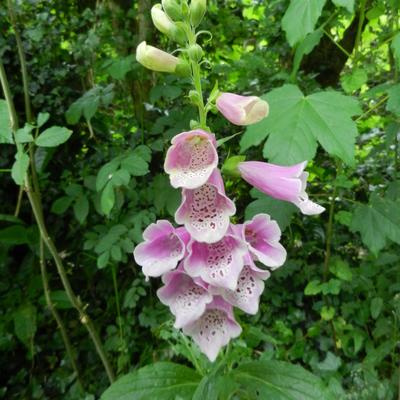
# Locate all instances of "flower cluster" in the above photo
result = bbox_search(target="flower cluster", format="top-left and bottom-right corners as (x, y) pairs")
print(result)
(133, 0), (324, 362)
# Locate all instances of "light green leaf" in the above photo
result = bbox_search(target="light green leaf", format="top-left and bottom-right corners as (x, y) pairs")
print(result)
(37, 112), (50, 128)
(11, 151), (29, 185)
(13, 304), (37, 352)
(231, 360), (334, 400)
(331, 258), (352, 281)
(316, 352), (342, 372)
(282, 0), (327, 47)
(0, 99), (13, 144)
(35, 126), (72, 147)
(341, 68), (368, 93)
(73, 195), (89, 224)
(240, 85), (361, 165)
(101, 362), (201, 400)
(392, 32), (400, 65)
(101, 181), (115, 215)
(321, 306), (335, 321)
(245, 190), (297, 231)
(332, 0), (354, 12)
(386, 83), (400, 116)
(304, 279), (322, 296)
(15, 125), (34, 143)
(351, 194), (400, 255)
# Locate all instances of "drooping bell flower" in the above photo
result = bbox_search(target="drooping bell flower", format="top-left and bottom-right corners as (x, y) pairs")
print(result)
(241, 214), (287, 269)
(175, 169), (236, 243)
(185, 234), (247, 290)
(211, 265), (267, 315)
(238, 161), (325, 215)
(182, 296), (242, 362)
(151, 4), (186, 44)
(157, 267), (213, 328)
(216, 93), (269, 126)
(164, 130), (218, 189)
(133, 220), (189, 279)
(136, 41), (182, 73)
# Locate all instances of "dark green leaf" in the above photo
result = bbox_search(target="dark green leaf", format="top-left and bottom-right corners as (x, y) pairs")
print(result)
(231, 360), (334, 400)
(73, 195), (89, 224)
(370, 297), (383, 319)
(386, 83), (400, 116)
(96, 160), (120, 191)
(101, 181), (115, 215)
(0, 225), (30, 245)
(0, 99), (13, 144)
(13, 304), (37, 351)
(101, 362), (200, 400)
(51, 196), (73, 214)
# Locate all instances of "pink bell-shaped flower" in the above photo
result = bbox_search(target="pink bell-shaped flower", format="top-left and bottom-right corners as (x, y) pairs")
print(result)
(210, 264), (267, 315)
(133, 220), (189, 279)
(238, 161), (325, 215)
(242, 214), (287, 269)
(175, 169), (236, 243)
(185, 234), (247, 290)
(164, 130), (218, 189)
(216, 92), (269, 126)
(182, 296), (242, 362)
(157, 266), (213, 329)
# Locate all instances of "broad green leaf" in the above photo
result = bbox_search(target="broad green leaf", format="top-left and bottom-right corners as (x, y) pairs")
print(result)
(0, 99), (13, 144)
(152, 175), (181, 217)
(35, 126), (72, 147)
(331, 259), (352, 281)
(65, 101), (82, 124)
(193, 375), (238, 400)
(83, 96), (99, 121)
(392, 32), (400, 65)
(97, 251), (110, 269)
(370, 297), (383, 319)
(39, 290), (73, 309)
(316, 352), (342, 372)
(282, 0), (327, 47)
(292, 30), (323, 77)
(231, 360), (334, 400)
(321, 306), (335, 321)
(101, 362), (201, 400)
(240, 85), (361, 165)
(11, 151), (29, 185)
(73, 195), (89, 224)
(96, 160), (120, 191)
(51, 196), (73, 214)
(101, 181), (115, 215)
(37, 112), (50, 127)
(351, 194), (400, 255)
(321, 279), (341, 295)
(0, 225), (30, 245)
(104, 55), (135, 80)
(332, 0), (354, 12)
(15, 124), (34, 143)
(341, 68), (368, 93)
(386, 83), (400, 116)
(304, 279), (322, 295)
(111, 169), (130, 186)
(121, 154), (149, 176)
(13, 304), (37, 352)
(245, 189), (297, 231)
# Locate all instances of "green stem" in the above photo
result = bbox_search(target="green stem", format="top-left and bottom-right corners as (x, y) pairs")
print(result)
(354, 0), (367, 63)
(26, 182), (115, 383)
(7, 0), (33, 123)
(180, 332), (204, 375)
(111, 264), (124, 344)
(323, 29), (352, 58)
(39, 239), (85, 393)
(355, 95), (389, 121)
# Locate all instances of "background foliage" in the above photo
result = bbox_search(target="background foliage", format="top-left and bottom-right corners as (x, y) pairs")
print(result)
(0, 0), (399, 398)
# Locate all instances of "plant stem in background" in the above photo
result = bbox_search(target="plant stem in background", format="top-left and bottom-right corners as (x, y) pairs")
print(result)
(39, 239), (84, 393)
(354, 0), (367, 63)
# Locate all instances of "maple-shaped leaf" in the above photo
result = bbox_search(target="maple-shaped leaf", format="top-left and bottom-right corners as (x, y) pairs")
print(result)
(240, 85), (361, 165)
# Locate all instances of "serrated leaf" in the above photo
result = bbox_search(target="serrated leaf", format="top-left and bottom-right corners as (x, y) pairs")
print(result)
(73, 195), (89, 224)
(11, 151), (29, 185)
(101, 362), (200, 400)
(35, 126), (72, 147)
(392, 32), (400, 65)
(231, 360), (334, 400)
(0, 99), (13, 144)
(341, 68), (368, 93)
(332, 0), (354, 12)
(245, 189), (297, 230)
(282, 0), (327, 46)
(101, 181), (115, 215)
(386, 83), (400, 116)
(240, 85), (361, 165)
(351, 194), (400, 255)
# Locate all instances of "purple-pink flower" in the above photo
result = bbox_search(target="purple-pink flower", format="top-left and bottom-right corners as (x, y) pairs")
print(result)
(157, 267), (213, 329)
(175, 169), (235, 243)
(185, 234), (247, 290)
(238, 161), (325, 215)
(133, 220), (188, 279)
(164, 129), (218, 189)
(216, 92), (269, 126)
(182, 296), (242, 362)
